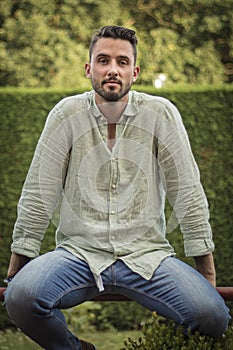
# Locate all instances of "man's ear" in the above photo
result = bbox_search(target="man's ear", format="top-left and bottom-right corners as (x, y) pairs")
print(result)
(85, 63), (91, 78)
(133, 66), (140, 82)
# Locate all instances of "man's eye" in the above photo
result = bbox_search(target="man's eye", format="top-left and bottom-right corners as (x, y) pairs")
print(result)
(99, 58), (108, 64)
(119, 60), (128, 66)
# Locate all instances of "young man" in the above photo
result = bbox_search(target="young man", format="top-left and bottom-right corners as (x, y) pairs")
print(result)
(4, 26), (230, 349)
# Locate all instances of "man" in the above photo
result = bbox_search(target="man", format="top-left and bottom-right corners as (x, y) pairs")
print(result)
(4, 26), (230, 349)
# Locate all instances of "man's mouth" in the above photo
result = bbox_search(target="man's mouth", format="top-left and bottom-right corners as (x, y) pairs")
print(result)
(103, 79), (121, 86)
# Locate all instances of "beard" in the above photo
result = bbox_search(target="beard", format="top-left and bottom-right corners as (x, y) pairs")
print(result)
(91, 77), (132, 102)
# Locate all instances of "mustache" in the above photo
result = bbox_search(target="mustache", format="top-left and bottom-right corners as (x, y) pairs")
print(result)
(102, 78), (122, 85)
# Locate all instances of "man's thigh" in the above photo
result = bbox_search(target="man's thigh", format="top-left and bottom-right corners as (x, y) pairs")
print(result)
(111, 257), (228, 326)
(5, 248), (98, 309)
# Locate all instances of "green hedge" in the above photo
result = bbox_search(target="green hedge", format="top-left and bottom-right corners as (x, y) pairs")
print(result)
(0, 85), (232, 329)
(122, 313), (233, 350)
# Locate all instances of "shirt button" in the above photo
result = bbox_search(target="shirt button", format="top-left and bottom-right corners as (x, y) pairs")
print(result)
(112, 184), (116, 189)
(110, 211), (115, 214)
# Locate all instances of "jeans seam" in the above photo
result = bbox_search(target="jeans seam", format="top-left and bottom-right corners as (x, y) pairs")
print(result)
(113, 283), (187, 324)
(47, 283), (97, 308)
(52, 310), (79, 350)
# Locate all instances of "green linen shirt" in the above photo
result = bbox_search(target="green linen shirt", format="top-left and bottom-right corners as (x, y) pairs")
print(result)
(11, 90), (214, 290)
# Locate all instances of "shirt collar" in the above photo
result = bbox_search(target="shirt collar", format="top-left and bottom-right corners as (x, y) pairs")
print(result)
(88, 90), (139, 121)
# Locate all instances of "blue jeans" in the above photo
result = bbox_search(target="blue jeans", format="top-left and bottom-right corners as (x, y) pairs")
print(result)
(5, 249), (230, 349)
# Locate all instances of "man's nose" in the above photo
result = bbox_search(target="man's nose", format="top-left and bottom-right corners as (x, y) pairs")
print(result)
(107, 61), (119, 76)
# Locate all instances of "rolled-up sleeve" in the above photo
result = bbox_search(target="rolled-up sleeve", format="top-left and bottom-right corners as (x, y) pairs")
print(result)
(157, 100), (214, 257)
(11, 102), (71, 257)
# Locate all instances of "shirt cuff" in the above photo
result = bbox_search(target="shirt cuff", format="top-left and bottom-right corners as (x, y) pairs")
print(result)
(184, 238), (215, 257)
(11, 238), (41, 258)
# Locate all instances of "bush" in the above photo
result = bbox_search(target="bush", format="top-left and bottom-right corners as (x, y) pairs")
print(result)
(91, 302), (151, 331)
(63, 301), (151, 332)
(122, 313), (233, 350)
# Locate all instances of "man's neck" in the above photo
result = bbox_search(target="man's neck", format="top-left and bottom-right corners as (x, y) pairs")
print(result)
(98, 102), (127, 123)
(95, 94), (129, 123)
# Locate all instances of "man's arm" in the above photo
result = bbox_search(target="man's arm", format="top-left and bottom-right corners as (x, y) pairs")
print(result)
(9, 102), (71, 260)
(194, 253), (216, 287)
(157, 101), (215, 273)
(6, 252), (31, 280)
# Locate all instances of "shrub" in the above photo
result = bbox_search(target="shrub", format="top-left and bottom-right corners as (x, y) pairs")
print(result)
(63, 301), (151, 332)
(122, 312), (233, 350)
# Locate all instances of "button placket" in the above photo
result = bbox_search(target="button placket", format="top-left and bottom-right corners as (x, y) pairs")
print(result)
(109, 156), (118, 245)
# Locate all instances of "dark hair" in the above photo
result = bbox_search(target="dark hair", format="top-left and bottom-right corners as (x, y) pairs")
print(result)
(89, 25), (138, 63)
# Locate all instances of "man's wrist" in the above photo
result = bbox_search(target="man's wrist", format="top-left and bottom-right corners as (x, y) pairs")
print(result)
(194, 253), (216, 287)
(7, 253), (31, 279)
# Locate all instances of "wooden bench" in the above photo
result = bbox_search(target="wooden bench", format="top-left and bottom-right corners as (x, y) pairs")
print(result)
(1, 286), (233, 302)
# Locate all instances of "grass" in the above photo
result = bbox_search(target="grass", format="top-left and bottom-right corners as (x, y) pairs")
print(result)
(0, 328), (140, 350)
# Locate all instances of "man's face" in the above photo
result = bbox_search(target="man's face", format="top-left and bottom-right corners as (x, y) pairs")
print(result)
(85, 38), (140, 104)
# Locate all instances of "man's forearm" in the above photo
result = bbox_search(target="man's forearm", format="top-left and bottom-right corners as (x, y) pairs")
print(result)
(194, 253), (216, 287)
(6, 253), (31, 279)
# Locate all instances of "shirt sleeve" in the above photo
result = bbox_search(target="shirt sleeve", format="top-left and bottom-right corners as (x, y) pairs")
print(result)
(157, 100), (214, 257)
(11, 101), (71, 257)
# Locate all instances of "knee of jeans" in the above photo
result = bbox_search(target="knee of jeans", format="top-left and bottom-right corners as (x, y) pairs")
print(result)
(5, 281), (37, 323)
(5, 285), (25, 314)
(193, 301), (230, 337)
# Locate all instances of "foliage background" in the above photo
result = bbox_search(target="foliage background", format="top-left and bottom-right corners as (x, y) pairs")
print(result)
(122, 312), (233, 350)
(0, 0), (232, 88)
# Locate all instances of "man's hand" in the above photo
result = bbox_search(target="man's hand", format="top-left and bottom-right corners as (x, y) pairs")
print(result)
(194, 253), (216, 287)
(6, 253), (31, 280)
